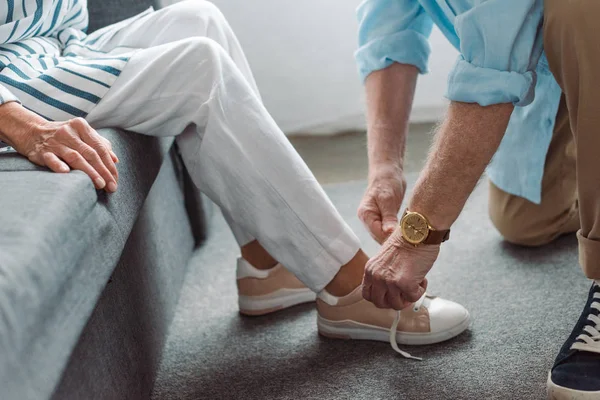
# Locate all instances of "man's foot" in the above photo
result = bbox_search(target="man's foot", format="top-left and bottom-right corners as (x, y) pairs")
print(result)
(317, 286), (470, 358)
(547, 283), (600, 399)
(236, 258), (316, 316)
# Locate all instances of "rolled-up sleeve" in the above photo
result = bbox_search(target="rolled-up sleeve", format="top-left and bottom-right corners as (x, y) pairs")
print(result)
(355, 0), (433, 82)
(447, 0), (544, 107)
(0, 84), (19, 105)
(0, 85), (19, 147)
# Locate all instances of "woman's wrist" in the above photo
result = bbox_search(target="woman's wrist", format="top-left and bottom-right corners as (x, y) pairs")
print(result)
(0, 102), (47, 152)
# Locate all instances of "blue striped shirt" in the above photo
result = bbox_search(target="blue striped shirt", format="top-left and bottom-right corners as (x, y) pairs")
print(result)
(0, 0), (149, 122)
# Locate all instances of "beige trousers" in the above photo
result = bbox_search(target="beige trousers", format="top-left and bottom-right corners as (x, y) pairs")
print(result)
(488, 96), (579, 247)
(490, 0), (600, 279)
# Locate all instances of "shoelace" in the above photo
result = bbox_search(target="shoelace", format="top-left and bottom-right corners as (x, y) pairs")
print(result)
(572, 292), (600, 354)
(389, 293), (427, 360)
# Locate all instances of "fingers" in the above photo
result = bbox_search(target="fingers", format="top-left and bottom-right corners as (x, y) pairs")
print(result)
(385, 284), (410, 310)
(72, 118), (119, 185)
(51, 119), (118, 192)
(363, 273), (412, 310)
(403, 282), (427, 303)
(421, 277), (429, 292)
(361, 276), (372, 302)
(362, 260), (374, 302)
(77, 141), (118, 191)
(100, 135), (112, 150)
(378, 192), (401, 237)
(358, 205), (386, 244)
(31, 119), (118, 192)
(364, 259), (394, 309)
(358, 182), (404, 244)
(56, 145), (108, 190)
(363, 254), (429, 311)
(99, 134), (119, 164)
(42, 152), (70, 173)
(371, 280), (389, 309)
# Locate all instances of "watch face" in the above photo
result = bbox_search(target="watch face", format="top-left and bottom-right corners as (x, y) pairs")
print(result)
(401, 213), (429, 244)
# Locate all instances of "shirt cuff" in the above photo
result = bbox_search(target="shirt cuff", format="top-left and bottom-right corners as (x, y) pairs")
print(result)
(446, 57), (536, 107)
(0, 85), (19, 105)
(355, 30), (431, 82)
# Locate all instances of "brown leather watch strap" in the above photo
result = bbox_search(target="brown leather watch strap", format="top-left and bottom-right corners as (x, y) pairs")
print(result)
(423, 229), (450, 245)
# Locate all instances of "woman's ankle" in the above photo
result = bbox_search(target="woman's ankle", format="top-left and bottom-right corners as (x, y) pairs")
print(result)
(241, 240), (278, 270)
(324, 249), (368, 297)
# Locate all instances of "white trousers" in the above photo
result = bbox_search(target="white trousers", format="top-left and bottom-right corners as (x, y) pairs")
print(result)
(83, 1), (361, 291)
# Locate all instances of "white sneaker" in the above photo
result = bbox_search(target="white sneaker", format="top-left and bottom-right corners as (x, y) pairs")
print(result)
(317, 286), (470, 359)
(236, 258), (316, 316)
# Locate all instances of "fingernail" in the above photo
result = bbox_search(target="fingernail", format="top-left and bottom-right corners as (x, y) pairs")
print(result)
(107, 182), (118, 192)
(95, 177), (106, 188)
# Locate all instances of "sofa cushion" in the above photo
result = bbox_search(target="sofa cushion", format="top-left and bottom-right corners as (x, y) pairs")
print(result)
(0, 130), (173, 399)
(87, 0), (155, 33)
(51, 150), (196, 400)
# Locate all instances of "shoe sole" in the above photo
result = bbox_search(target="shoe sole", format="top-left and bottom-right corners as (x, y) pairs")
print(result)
(317, 311), (471, 345)
(239, 288), (316, 316)
(547, 372), (600, 399)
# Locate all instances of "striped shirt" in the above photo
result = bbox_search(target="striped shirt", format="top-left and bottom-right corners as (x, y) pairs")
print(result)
(0, 0), (149, 122)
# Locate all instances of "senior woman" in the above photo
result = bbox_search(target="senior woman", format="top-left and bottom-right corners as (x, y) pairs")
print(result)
(0, 0), (469, 357)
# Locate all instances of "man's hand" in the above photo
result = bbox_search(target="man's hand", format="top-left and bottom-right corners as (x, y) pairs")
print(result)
(361, 102), (514, 310)
(362, 228), (439, 310)
(358, 166), (406, 244)
(0, 102), (119, 192)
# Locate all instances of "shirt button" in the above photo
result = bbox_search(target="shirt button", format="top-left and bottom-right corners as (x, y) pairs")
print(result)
(546, 118), (554, 127)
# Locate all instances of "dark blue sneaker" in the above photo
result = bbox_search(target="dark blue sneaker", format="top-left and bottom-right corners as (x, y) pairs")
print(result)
(547, 283), (600, 399)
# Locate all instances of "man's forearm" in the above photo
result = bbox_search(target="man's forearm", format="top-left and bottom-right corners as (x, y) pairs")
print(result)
(365, 63), (419, 174)
(408, 101), (514, 230)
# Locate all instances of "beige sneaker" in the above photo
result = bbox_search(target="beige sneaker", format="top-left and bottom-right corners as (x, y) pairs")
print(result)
(236, 258), (317, 316)
(317, 286), (470, 359)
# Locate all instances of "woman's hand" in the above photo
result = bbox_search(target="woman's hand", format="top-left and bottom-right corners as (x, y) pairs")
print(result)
(358, 166), (406, 244)
(0, 102), (119, 192)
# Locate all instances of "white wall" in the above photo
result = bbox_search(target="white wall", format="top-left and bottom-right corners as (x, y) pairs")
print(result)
(160, 0), (458, 134)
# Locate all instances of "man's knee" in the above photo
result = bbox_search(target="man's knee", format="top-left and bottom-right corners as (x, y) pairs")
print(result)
(489, 210), (552, 247)
(488, 192), (555, 247)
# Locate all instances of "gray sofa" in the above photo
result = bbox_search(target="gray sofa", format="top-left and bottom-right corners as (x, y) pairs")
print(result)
(0, 1), (210, 399)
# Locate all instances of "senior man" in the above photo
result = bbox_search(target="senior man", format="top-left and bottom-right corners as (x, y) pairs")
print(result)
(356, 0), (599, 397)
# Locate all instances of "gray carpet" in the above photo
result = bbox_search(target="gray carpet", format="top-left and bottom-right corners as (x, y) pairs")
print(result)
(152, 176), (590, 400)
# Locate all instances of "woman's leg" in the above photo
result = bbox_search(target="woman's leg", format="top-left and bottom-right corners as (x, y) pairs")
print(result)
(87, 0), (264, 252)
(89, 3), (366, 301)
(86, 38), (362, 293)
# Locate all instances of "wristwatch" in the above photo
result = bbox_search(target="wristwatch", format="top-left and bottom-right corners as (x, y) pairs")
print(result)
(400, 209), (450, 245)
